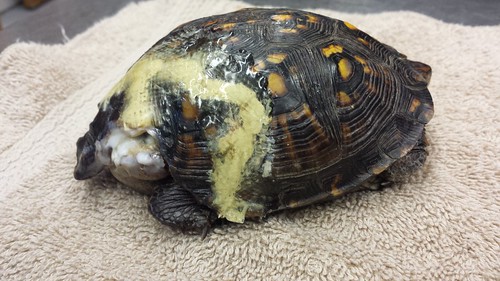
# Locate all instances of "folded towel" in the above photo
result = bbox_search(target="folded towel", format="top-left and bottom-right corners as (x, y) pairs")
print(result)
(1, 0), (498, 279)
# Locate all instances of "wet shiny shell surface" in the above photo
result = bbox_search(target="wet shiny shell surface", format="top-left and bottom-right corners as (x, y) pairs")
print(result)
(102, 8), (434, 219)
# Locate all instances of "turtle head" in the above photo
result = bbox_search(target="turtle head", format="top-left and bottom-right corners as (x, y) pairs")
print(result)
(74, 93), (125, 180)
(74, 90), (170, 194)
(74, 131), (105, 180)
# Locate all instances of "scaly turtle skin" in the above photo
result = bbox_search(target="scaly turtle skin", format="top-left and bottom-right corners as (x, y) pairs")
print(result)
(74, 8), (434, 234)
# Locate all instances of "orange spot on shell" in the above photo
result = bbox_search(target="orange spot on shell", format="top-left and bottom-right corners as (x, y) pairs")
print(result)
(204, 124), (218, 137)
(354, 55), (372, 74)
(266, 53), (288, 64)
(302, 104), (313, 117)
(268, 72), (288, 97)
(220, 23), (236, 30)
(251, 60), (266, 72)
(410, 62), (432, 84)
(203, 19), (219, 27)
(344, 21), (358, 30)
(331, 175), (343, 196)
(409, 98), (421, 112)
(366, 82), (376, 92)
(341, 123), (352, 142)
(331, 188), (343, 197)
(165, 40), (182, 48)
(271, 14), (293, 21)
(276, 114), (299, 168)
(289, 103), (313, 121)
(372, 164), (389, 175)
(322, 44), (343, 58)
(182, 95), (199, 121)
(354, 55), (367, 65)
(178, 134), (203, 158)
(306, 14), (319, 23)
(338, 58), (353, 80)
(179, 134), (193, 142)
(288, 65), (299, 75)
(277, 114), (288, 126)
(227, 36), (240, 43)
(357, 37), (369, 46)
(337, 91), (352, 106)
(279, 28), (298, 33)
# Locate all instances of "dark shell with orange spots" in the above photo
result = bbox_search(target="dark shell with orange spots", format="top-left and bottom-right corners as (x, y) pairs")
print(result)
(152, 8), (434, 211)
(75, 8), (434, 227)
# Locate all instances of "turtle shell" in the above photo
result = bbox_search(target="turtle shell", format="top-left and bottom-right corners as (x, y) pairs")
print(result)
(76, 8), (433, 224)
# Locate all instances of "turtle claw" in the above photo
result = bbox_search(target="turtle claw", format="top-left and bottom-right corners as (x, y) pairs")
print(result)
(149, 183), (217, 235)
(200, 223), (211, 239)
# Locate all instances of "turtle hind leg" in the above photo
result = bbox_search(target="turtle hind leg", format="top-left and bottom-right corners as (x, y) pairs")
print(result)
(149, 183), (218, 236)
(362, 130), (428, 190)
(383, 130), (428, 182)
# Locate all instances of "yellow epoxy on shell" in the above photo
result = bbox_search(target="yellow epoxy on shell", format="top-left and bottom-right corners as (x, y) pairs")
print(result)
(103, 52), (270, 223)
(102, 58), (163, 130)
(322, 44), (343, 58)
(168, 54), (270, 223)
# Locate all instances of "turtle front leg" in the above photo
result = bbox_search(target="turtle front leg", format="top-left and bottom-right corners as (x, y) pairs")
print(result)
(149, 183), (218, 236)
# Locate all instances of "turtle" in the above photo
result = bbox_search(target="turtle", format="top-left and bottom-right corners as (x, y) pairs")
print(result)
(74, 8), (434, 235)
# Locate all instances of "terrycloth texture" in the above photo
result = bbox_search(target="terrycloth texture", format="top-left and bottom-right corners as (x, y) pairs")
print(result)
(1, 0), (499, 279)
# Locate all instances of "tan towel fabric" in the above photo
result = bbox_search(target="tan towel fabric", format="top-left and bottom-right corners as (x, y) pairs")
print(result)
(1, 0), (499, 279)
